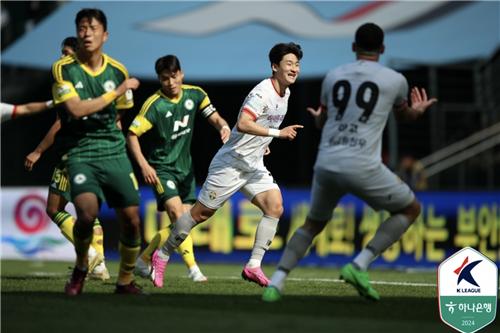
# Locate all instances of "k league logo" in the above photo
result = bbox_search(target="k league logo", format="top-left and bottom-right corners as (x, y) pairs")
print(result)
(438, 247), (498, 333)
(455, 256), (482, 292)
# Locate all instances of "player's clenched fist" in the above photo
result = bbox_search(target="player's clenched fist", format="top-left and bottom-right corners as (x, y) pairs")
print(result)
(279, 124), (303, 140)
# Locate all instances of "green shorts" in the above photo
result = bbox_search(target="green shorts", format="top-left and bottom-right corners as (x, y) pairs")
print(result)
(67, 156), (140, 208)
(48, 161), (71, 202)
(152, 170), (196, 211)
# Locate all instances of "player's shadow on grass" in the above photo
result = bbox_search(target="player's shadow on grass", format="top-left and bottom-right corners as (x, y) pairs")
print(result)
(2, 291), (439, 320)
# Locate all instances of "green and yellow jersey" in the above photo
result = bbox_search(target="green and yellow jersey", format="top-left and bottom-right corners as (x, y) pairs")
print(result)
(129, 84), (216, 176)
(51, 54), (134, 162)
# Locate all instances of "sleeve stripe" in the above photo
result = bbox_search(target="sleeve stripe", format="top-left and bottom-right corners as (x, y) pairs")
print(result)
(242, 108), (257, 121)
(182, 84), (207, 95)
(106, 55), (129, 78)
(139, 92), (161, 116)
(52, 56), (74, 82)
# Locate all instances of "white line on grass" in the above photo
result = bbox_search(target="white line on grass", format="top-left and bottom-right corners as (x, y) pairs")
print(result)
(210, 276), (437, 287)
(30, 271), (435, 286)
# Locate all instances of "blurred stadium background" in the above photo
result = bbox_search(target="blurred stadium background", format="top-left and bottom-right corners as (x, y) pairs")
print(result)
(1, 1), (499, 272)
(1, 2), (499, 333)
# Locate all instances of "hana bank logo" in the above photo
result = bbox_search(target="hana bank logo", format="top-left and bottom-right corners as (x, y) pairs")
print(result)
(140, 1), (469, 38)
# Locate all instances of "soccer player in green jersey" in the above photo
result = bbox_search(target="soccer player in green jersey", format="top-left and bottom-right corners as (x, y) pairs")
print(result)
(127, 54), (231, 283)
(25, 36), (109, 281)
(51, 8), (142, 295)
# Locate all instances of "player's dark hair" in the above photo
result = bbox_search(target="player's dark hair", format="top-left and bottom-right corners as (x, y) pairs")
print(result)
(155, 55), (182, 75)
(75, 8), (107, 31)
(355, 23), (384, 52)
(61, 37), (78, 52)
(269, 42), (303, 66)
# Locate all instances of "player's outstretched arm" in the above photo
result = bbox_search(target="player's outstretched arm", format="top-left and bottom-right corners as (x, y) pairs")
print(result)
(1, 100), (53, 123)
(307, 105), (327, 129)
(236, 111), (303, 140)
(17, 100), (54, 118)
(395, 87), (437, 121)
(126, 132), (159, 186)
(63, 78), (140, 119)
(207, 111), (231, 143)
(25, 119), (61, 171)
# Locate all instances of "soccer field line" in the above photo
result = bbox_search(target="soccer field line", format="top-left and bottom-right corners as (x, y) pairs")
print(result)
(29, 271), (436, 287)
(209, 275), (437, 287)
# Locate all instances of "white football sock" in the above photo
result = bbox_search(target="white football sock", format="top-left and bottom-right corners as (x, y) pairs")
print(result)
(247, 215), (279, 267)
(276, 227), (313, 273)
(269, 269), (288, 292)
(354, 214), (411, 271)
(160, 211), (197, 257)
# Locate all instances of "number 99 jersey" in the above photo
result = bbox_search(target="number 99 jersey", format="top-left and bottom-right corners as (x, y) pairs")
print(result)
(315, 60), (408, 172)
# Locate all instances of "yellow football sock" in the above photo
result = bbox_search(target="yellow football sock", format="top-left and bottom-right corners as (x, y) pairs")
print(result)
(140, 228), (169, 262)
(91, 219), (105, 257)
(118, 242), (141, 285)
(141, 227), (197, 268)
(52, 211), (75, 243)
(178, 233), (196, 269)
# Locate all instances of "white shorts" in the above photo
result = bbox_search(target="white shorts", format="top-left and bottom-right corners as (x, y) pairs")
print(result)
(198, 159), (279, 210)
(308, 164), (415, 221)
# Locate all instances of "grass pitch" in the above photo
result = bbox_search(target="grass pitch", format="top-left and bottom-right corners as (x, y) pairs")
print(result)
(1, 260), (498, 333)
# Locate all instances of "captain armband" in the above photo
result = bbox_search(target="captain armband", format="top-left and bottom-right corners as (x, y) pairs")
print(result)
(200, 104), (216, 118)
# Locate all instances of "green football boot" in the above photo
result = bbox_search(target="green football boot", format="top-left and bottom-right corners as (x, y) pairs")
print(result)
(340, 263), (380, 301)
(262, 286), (282, 302)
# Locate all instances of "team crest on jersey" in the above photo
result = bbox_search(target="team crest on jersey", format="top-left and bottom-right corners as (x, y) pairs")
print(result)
(209, 191), (217, 200)
(103, 80), (116, 92)
(184, 99), (194, 110)
(166, 180), (176, 190)
(73, 173), (87, 185)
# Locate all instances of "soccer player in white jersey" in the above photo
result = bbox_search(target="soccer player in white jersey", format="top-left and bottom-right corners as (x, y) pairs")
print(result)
(149, 42), (304, 288)
(263, 23), (437, 302)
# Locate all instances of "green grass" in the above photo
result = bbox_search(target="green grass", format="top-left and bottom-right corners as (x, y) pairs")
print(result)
(1, 260), (498, 333)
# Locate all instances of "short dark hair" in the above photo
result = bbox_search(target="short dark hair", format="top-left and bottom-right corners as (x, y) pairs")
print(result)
(268, 42), (303, 66)
(155, 55), (182, 75)
(75, 8), (107, 31)
(61, 37), (78, 52)
(355, 23), (384, 52)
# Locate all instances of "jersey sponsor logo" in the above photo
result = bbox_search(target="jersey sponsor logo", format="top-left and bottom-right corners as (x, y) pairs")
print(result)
(103, 80), (116, 92)
(165, 111), (173, 118)
(166, 180), (176, 190)
(73, 173), (87, 185)
(75, 81), (84, 89)
(171, 128), (191, 140)
(184, 99), (194, 110)
(173, 115), (190, 132)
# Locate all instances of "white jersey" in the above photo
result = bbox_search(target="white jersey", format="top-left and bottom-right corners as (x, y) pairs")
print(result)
(315, 60), (408, 172)
(213, 78), (290, 171)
